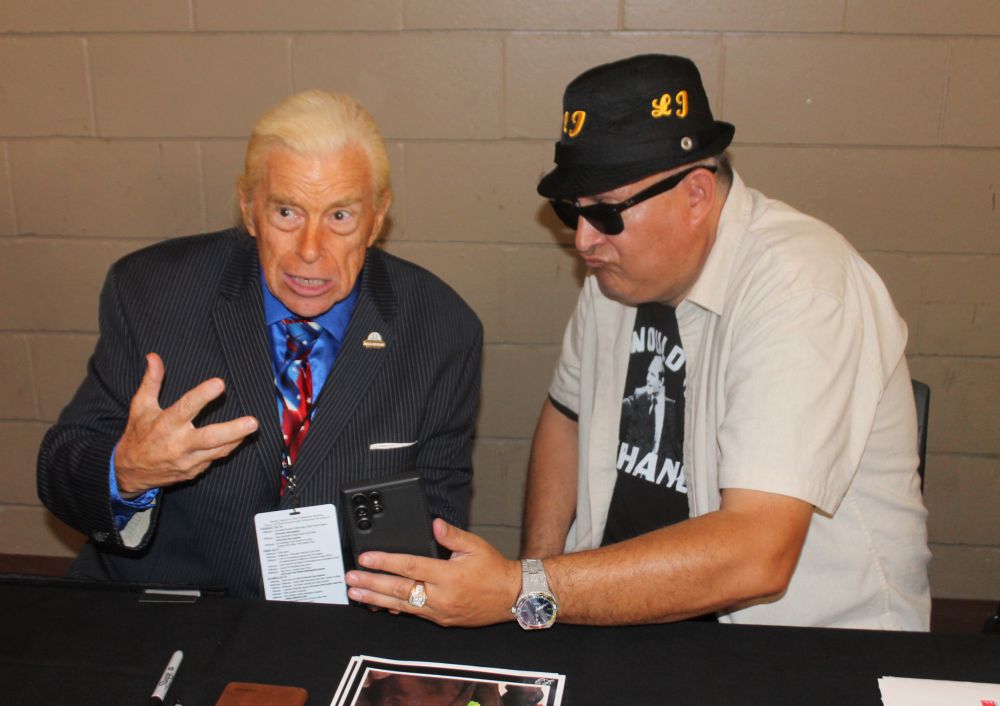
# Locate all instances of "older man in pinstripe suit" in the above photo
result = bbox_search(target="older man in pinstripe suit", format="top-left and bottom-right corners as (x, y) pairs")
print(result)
(37, 91), (482, 599)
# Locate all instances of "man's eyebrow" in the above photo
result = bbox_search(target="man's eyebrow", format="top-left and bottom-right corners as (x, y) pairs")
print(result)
(266, 192), (301, 207)
(326, 195), (363, 209)
(265, 193), (363, 209)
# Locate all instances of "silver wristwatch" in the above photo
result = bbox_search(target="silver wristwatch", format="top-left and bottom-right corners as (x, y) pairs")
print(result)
(511, 559), (559, 630)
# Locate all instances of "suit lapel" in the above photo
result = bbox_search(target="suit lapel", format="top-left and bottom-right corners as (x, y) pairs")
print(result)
(288, 249), (397, 497)
(210, 233), (284, 493)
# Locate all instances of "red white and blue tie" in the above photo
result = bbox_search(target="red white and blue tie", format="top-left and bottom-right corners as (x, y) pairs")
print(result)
(274, 318), (322, 496)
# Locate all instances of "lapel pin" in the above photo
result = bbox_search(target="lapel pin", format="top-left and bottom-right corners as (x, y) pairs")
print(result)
(363, 331), (386, 349)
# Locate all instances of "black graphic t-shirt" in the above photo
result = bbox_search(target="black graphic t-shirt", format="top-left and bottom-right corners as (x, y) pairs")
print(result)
(601, 303), (688, 546)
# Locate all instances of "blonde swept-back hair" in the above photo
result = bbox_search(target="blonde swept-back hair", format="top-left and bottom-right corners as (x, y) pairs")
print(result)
(238, 90), (391, 209)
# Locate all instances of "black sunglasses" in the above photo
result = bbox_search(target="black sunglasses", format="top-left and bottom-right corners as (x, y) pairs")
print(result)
(549, 164), (718, 235)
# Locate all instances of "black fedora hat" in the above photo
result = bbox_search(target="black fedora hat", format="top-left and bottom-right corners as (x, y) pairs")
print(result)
(537, 54), (735, 199)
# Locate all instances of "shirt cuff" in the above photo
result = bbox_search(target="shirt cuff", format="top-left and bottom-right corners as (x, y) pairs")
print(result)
(548, 394), (579, 423)
(109, 445), (159, 530)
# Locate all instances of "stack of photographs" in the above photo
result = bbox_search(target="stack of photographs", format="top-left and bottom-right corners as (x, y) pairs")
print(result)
(331, 655), (566, 706)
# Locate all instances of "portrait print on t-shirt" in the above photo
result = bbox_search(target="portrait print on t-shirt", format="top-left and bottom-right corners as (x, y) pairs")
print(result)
(601, 303), (688, 545)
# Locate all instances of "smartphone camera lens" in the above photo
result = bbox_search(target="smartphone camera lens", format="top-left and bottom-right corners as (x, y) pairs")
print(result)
(351, 493), (367, 507)
(354, 504), (372, 530)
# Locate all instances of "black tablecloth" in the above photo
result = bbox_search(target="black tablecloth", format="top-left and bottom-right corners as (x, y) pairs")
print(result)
(0, 577), (997, 705)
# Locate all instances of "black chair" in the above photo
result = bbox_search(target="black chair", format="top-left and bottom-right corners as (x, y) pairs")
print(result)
(984, 603), (1000, 635)
(910, 382), (996, 636)
(911, 379), (930, 493)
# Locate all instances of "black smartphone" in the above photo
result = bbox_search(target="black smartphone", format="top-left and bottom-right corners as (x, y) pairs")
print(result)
(339, 473), (438, 571)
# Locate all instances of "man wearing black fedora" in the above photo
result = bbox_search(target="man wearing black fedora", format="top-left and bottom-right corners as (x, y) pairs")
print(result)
(346, 54), (931, 631)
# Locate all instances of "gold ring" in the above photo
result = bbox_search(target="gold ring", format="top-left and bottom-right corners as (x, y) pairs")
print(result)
(407, 581), (428, 608)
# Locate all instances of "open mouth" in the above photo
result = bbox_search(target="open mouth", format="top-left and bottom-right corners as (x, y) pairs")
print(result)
(284, 272), (334, 295)
(289, 275), (328, 287)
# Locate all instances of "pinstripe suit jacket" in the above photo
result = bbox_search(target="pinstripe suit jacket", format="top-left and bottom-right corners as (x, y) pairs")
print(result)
(37, 229), (482, 598)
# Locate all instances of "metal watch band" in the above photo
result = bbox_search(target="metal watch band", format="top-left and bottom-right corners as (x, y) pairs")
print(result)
(521, 558), (550, 594)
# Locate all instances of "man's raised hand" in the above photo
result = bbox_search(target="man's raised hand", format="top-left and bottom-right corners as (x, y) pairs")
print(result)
(114, 353), (258, 495)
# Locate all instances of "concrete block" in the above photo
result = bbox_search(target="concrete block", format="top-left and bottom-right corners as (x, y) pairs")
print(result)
(506, 33), (723, 139)
(943, 39), (1000, 147)
(293, 33), (503, 140)
(724, 36), (947, 145)
(906, 356), (1000, 456)
(381, 240), (581, 347)
(29, 333), (98, 422)
(625, 0), (845, 31)
(381, 241), (503, 341)
(0, 335), (37, 419)
(501, 246), (583, 345)
(0, 422), (48, 505)
(0, 238), (107, 332)
(922, 255), (1000, 304)
(0, 143), (13, 236)
(471, 438), (530, 526)
(90, 35), (290, 138)
(928, 543), (999, 600)
(0, 505), (83, 556)
(386, 241), (506, 342)
(924, 453), (1000, 546)
(8, 139), (203, 238)
(471, 439), (508, 526)
(201, 140), (247, 233)
(403, 141), (570, 246)
(845, 0), (1000, 35)
(0, 0), (191, 32)
(404, 0), (617, 29)
(732, 146), (1000, 254)
(479, 344), (560, 439)
(0, 38), (91, 137)
(916, 303), (1000, 357)
(504, 441), (531, 526)
(196, 0), (400, 30)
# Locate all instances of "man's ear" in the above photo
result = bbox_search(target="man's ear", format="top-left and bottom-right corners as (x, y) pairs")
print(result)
(239, 189), (257, 237)
(684, 168), (717, 227)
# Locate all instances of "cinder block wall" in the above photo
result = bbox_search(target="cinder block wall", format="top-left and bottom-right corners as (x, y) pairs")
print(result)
(1, 2), (997, 600)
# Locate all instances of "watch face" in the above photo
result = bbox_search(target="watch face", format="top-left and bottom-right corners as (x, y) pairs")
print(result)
(515, 592), (557, 629)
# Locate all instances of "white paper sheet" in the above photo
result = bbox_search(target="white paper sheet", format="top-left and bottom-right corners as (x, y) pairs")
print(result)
(254, 504), (348, 604)
(879, 676), (1000, 705)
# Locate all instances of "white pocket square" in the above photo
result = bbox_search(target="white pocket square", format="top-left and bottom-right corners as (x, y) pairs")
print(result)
(369, 441), (418, 450)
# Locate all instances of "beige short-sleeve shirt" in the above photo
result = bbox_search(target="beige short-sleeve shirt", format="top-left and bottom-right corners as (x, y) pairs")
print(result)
(549, 172), (931, 629)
